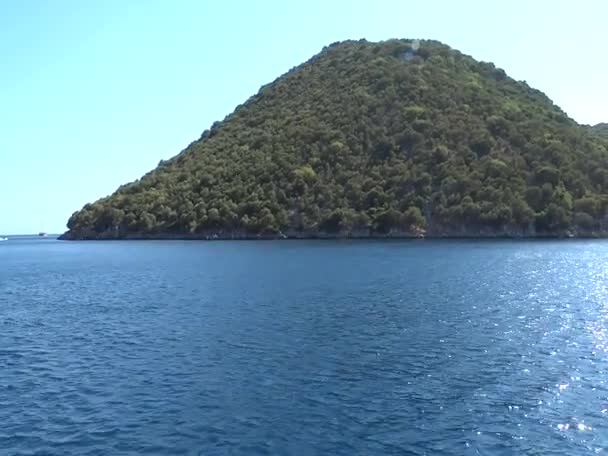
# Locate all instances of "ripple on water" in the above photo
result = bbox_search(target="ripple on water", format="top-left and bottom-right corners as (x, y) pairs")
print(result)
(2, 240), (608, 454)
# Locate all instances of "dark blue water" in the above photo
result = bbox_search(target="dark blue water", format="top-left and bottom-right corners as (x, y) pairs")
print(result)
(2, 237), (608, 455)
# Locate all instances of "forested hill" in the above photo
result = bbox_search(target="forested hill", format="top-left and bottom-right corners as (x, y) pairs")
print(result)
(61, 39), (608, 240)
(591, 123), (608, 139)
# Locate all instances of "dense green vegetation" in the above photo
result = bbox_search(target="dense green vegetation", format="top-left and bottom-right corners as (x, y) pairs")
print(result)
(62, 39), (608, 239)
(591, 123), (608, 140)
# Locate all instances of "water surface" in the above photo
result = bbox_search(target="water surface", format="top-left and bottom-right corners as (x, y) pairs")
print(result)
(2, 237), (608, 454)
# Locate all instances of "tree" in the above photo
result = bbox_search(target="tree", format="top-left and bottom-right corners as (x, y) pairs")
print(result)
(402, 206), (425, 229)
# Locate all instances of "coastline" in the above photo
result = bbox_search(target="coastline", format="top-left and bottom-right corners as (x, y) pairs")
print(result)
(58, 229), (607, 241)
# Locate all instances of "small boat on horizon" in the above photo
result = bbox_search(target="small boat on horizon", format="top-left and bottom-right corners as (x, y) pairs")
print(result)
(0, 237), (8, 242)
(38, 232), (47, 237)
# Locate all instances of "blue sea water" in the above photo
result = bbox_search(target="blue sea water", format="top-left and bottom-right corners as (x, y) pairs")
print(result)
(2, 237), (608, 455)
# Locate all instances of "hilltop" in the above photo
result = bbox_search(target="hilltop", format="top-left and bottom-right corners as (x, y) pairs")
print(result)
(61, 39), (608, 240)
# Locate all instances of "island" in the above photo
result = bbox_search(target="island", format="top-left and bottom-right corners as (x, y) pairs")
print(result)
(60, 39), (608, 240)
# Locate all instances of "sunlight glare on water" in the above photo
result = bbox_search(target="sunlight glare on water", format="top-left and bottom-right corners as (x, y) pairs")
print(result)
(2, 237), (608, 454)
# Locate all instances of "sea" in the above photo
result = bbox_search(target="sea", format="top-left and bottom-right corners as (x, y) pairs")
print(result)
(2, 236), (608, 454)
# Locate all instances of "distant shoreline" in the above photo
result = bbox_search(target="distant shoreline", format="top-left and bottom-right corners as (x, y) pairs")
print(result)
(57, 231), (608, 241)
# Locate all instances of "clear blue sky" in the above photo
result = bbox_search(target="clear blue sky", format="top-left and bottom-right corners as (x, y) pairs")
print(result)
(1, 0), (606, 234)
